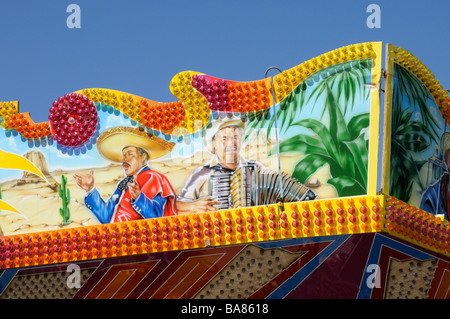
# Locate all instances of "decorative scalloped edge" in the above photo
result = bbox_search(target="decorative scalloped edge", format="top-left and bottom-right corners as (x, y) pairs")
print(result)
(272, 42), (379, 103)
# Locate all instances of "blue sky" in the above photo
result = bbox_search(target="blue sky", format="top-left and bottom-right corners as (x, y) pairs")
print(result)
(0, 0), (449, 124)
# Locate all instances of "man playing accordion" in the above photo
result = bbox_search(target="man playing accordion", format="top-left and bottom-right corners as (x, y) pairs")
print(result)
(176, 116), (265, 214)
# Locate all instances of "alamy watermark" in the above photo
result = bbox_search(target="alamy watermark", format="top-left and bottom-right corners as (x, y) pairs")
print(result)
(65, 4), (380, 30)
(366, 264), (381, 288)
(66, 4), (81, 29)
(66, 263), (81, 288)
(366, 4), (381, 29)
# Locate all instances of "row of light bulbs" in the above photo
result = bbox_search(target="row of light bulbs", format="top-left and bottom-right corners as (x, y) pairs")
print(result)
(383, 196), (449, 254)
(272, 42), (378, 103)
(1, 112), (51, 139)
(0, 196), (395, 269)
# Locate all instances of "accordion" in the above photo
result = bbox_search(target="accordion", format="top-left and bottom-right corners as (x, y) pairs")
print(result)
(209, 163), (317, 210)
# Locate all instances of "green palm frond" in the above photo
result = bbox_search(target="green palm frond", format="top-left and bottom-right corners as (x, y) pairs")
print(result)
(388, 63), (441, 202)
(270, 134), (326, 156)
(392, 63), (440, 143)
(245, 59), (372, 140)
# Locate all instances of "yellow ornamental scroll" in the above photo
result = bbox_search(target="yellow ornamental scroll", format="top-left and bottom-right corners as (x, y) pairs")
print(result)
(0, 148), (48, 219)
(0, 199), (27, 219)
(0, 149), (49, 183)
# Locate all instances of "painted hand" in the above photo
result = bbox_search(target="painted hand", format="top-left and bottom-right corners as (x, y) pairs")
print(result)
(73, 170), (94, 193)
(128, 176), (141, 201)
(175, 196), (222, 214)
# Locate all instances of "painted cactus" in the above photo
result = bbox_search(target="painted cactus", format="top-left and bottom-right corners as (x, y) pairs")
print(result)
(58, 175), (71, 224)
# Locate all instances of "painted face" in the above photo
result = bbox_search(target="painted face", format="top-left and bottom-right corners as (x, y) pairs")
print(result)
(121, 146), (147, 176)
(212, 126), (242, 168)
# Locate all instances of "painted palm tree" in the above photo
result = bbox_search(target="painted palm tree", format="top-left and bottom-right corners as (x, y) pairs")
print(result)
(389, 63), (441, 202)
(247, 59), (372, 197)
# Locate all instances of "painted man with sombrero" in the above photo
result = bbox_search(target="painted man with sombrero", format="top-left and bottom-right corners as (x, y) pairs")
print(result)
(74, 126), (177, 223)
(176, 115), (265, 214)
(420, 131), (450, 221)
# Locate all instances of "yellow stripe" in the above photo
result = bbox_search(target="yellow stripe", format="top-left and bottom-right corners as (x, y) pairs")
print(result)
(367, 41), (383, 196)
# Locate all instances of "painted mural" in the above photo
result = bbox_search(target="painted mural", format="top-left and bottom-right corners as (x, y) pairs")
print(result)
(0, 42), (381, 237)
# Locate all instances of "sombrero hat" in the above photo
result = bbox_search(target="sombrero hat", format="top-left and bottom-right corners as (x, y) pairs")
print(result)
(97, 126), (175, 163)
(204, 114), (246, 154)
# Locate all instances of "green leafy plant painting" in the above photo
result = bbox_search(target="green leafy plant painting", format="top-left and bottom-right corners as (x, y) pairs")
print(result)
(389, 63), (441, 202)
(248, 59), (373, 197)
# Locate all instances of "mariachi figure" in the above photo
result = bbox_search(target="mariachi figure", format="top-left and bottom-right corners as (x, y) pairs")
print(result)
(74, 126), (177, 223)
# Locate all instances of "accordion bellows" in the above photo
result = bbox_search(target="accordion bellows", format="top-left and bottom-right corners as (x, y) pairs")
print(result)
(209, 163), (317, 210)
